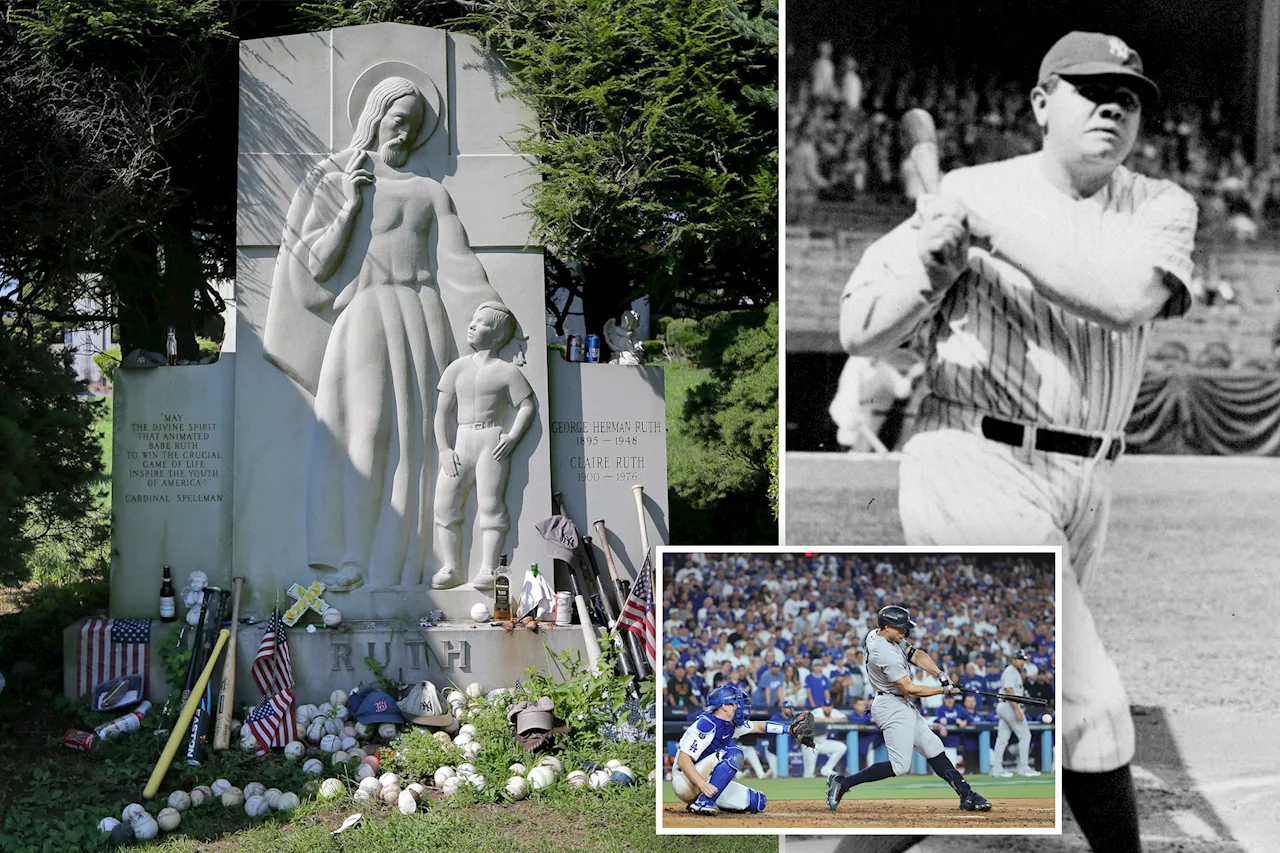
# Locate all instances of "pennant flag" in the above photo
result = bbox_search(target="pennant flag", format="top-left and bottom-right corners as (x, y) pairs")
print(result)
(76, 619), (151, 698)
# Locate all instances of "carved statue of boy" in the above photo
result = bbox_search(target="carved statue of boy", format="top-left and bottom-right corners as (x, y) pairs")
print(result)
(431, 302), (536, 590)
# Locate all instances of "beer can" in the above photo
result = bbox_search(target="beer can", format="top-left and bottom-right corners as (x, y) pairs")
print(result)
(566, 334), (583, 362)
(555, 592), (573, 626)
(585, 334), (601, 363)
(95, 700), (152, 741)
(64, 729), (98, 752)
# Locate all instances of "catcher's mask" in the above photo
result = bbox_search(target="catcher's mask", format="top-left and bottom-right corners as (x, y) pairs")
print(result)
(706, 684), (751, 727)
(877, 604), (916, 637)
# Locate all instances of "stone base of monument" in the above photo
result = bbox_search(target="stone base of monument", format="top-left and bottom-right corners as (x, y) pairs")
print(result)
(65, 619), (595, 706)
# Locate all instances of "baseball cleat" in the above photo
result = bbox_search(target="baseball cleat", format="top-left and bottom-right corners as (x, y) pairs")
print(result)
(1017, 769), (1042, 777)
(990, 768), (1013, 777)
(826, 774), (844, 812)
(960, 790), (992, 811)
(687, 795), (720, 815)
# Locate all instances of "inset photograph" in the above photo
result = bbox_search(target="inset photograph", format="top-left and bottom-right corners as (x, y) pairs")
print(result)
(656, 549), (1059, 833)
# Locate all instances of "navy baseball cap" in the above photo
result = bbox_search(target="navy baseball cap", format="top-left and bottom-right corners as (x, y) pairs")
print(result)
(1038, 32), (1159, 106)
(348, 688), (406, 724)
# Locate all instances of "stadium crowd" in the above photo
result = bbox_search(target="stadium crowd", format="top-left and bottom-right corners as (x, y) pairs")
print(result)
(787, 40), (1280, 242)
(661, 552), (1056, 775)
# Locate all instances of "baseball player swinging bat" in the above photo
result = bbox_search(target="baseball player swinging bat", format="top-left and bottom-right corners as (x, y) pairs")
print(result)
(960, 687), (1048, 707)
(211, 576), (244, 751)
(144, 628), (230, 798)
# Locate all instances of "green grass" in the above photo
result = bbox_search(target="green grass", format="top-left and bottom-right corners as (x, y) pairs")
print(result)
(662, 774), (1055, 803)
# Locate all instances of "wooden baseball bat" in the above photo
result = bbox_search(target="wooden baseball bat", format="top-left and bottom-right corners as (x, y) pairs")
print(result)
(592, 520), (651, 678)
(211, 577), (244, 750)
(591, 519), (627, 616)
(901, 108), (941, 194)
(581, 534), (642, 680)
(959, 687), (1048, 708)
(144, 629), (230, 798)
(551, 492), (603, 675)
(631, 485), (651, 563)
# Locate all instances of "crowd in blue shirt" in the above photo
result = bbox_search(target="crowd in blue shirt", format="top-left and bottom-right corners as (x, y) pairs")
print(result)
(661, 552), (1056, 721)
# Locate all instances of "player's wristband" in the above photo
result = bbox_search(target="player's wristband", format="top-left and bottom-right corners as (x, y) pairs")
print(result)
(764, 722), (787, 734)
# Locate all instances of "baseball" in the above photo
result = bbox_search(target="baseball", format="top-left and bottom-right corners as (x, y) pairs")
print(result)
(407, 782), (427, 800)
(398, 789), (418, 815)
(433, 731), (452, 745)
(245, 795), (270, 818)
(240, 732), (260, 754)
(462, 741), (481, 759)
(221, 787), (245, 808)
(319, 778), (345, 800)
(468, 774), (487, 790)
(589, 769), (610, 789)
(167, 790), (191, 812)
(330, 688), (348, 707)
(470, 602), (490, 622)
(377, 722), (398, 740)
(284, 740), (305, 760)
(539, 756), (564, 774)
(361, 754), (380, 772)
(302, 758), (324, 775)
(1043, 713), (1054, 724)
(306, 717), (326, 744)
(566, 770), (589, 789)
(322, 607), (342, 628)
(434, 766), (456, 787)
(349, 747), (367, 761)
(465, 681), (483, 699)
(264, 788), (282, 810)
(648, 768), (657, 785)
(456, 762), (477, 779)
(157, 807), (181, 832)
(296, 704), (318, 726)
(210, 779), (232, 797)
(441, 775), (461, 796)
(356, 763), (376, 781)
(380, 784), (402, 805)
(320, 733), (340, 753)
(244, 781), (266, 799)
(604, 759), (622, 771)
(98, 817), (120, 833)
(508, 762), (527, 776)
(527, 765), (556, 789)
(340, 735), (358, 751)
(611, 766), (637, 785)
(453, 731), (473, 746)
(342, 723), (358, 739)
(277, 791), (300, 811)
(355, 721), (371, 737)
(378, 771), (401, 788)
(191, 785), (212, 806)
(459, 723), (478, 738)
(333, 704), (350, 721)
(331, 750), (349, 766)
(132, 815), (159, 841)
(506, 775), (529, 800)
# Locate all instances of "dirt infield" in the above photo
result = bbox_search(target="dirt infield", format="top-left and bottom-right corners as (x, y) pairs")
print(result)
(662, 798), (1055, 830)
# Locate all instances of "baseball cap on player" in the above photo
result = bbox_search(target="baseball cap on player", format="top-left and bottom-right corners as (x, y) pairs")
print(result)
(1038, 31), (1159, 107)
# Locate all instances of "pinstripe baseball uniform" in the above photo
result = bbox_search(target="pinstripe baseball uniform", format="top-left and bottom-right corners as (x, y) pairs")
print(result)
(841, 151), (1197, 772)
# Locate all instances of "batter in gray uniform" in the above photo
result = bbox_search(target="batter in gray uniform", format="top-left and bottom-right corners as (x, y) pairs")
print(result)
(827, 605), (992, 812)
(992, 649), (1041, 777)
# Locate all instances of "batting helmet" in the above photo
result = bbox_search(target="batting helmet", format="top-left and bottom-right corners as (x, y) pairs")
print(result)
(878, 605), (916, 637)
(1012, 648), (1029, 661)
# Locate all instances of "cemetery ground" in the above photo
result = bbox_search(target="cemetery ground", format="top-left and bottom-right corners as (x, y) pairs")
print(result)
(0, 364), (778, 852)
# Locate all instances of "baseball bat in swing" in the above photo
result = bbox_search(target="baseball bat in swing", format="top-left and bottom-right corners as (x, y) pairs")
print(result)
(144, 629), (230, 798)
(551, 492), (604, 674)
(902, 108), (941, 195)
(959, 687), (1048, 708)
(211, 577), (244, 751)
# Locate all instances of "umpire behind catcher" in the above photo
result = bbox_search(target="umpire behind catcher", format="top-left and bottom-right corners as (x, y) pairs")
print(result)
(838, 31), (1196, 853)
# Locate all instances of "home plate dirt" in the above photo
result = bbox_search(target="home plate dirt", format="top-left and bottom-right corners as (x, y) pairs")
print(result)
(662, 798), (1055, 830)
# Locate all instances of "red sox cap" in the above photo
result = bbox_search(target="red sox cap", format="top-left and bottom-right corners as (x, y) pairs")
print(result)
(1038, 31), (1159, 107)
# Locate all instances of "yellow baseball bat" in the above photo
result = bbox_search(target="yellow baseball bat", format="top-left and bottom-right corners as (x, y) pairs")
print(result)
(144, 628), (229, 798)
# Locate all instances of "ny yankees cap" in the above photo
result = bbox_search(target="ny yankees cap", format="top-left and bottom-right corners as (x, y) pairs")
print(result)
(396, 680), (455, 727)
(1038, 31), (1160, 106)
(535, 515), (578, 563)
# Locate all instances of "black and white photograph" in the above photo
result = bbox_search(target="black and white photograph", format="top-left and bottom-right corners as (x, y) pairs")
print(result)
(785, 2), (1279, 852)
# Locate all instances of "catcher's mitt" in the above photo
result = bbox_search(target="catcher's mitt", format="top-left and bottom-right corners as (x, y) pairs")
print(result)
(789, 711), (816, 748)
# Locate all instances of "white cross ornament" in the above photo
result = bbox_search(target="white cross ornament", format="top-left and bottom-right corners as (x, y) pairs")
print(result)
(284, 581), (329, 627)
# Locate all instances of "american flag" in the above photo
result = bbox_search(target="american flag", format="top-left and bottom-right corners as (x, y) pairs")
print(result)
(616, 558), (656, 667)
(247, 609), (297, 753)
(76, 619), (151, 698)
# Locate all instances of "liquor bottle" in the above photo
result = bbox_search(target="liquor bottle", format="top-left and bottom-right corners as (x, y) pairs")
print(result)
(494, 554), (511, 621)
(159, 565), (177, 622)
(166, 326), (178, 366)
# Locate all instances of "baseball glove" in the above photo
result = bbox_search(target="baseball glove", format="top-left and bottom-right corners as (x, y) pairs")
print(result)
(789, 711), (816, 749)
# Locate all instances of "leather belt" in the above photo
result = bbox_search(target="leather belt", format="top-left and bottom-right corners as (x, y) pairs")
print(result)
(876, 691), (904, 697)
(981, 416), (1123, 462)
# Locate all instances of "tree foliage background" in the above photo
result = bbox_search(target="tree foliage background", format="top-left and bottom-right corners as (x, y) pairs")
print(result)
(0, 0), (779, 575)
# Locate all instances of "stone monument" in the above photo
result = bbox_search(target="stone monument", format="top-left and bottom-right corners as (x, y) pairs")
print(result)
(67, 23), (668, 707)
